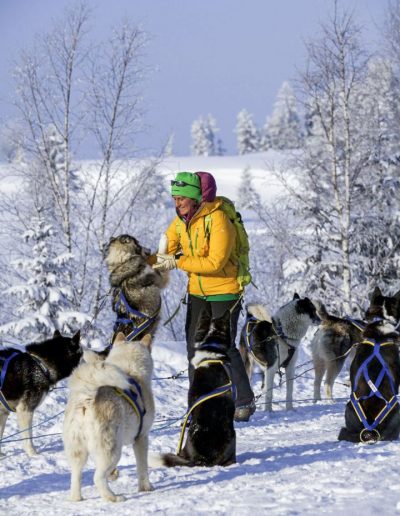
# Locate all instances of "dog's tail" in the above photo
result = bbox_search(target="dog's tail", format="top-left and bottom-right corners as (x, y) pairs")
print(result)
(246, 303), (272, 323)
(149, 452), (193, 468)
(68, 362), (130, 395)
(314, 300), (330, 321)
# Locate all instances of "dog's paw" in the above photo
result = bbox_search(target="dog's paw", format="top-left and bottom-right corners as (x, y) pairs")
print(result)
(102, 493), (126, 503)
(69, 493), (83, 502)
(138, 481), (154, 492)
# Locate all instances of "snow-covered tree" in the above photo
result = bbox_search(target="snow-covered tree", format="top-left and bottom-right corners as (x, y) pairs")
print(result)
(235, 109), (260, 155)
(190, 114), (220, 156)
(263, 82), (303, 150)
(0, 211), (88, 342)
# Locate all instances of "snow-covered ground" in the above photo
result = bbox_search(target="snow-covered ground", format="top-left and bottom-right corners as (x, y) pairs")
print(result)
(2, 335), (400, 515)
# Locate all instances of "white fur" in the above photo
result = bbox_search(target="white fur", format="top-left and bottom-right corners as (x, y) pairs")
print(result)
(244, 301), (315, 411)
(105, 246), (132, 268)
(247, 303), (272, 323)
(63, 335), (155, 503)
(191, 350), (223, 369)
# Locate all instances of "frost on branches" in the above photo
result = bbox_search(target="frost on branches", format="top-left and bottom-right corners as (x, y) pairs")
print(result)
(0, 212), (88, 343)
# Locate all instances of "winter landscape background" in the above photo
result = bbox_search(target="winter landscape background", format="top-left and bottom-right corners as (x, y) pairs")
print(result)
(1, 0), (400, 514)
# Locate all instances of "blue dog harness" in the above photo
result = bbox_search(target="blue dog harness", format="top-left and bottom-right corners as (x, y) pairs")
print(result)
(350, 339), (399, 438)
(0, 351), (20, 412)
(242, 314), (295, 369)
(343, 316), (366, 332)
(114, 377), (146, 440)
(113, 291), (160, 342)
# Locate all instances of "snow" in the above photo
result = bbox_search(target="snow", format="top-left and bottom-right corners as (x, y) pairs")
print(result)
(1, 153), (399, 514)
(2, 337), (400, 515)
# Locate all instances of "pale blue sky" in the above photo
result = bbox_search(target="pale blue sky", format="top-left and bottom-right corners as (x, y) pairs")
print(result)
(0, 0), (385, 156)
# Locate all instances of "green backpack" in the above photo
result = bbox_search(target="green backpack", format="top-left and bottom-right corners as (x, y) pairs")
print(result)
(205, 196), (252, 291)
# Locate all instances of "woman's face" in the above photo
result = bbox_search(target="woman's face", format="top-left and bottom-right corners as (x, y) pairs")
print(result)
(173, 196), (197, 217)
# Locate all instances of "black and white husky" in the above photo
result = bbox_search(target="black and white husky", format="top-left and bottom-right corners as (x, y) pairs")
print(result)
(0, 331), (81, 456)
(152, 311), (236, 467)
(239, 294), (320, 411)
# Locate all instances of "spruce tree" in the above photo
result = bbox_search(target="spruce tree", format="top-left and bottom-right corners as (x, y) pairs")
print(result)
(0, 210), (88, 342)
(264, 82), (303, 150)
(235, 109), (260, 155)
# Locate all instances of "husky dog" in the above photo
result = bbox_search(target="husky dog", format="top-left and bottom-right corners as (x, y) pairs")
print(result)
(105, 234), (168, 347)
(338, 304), (400, 444)
(63, 333), (155, 502)
(312, 287), (400, 402)
(153, 311), (236, 467)
(0, 331), (81, 457)
(312, 304), (361, 402)
(239, 294), (320, 411)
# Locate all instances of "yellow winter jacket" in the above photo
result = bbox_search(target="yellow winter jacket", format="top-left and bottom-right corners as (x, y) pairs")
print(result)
(166, 199), (240, 296)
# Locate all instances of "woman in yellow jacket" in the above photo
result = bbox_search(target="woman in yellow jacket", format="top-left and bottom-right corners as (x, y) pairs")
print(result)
(154, 171), (255, 422)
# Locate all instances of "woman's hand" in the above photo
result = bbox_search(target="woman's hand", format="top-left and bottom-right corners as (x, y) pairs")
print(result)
(152, 254), (177, 271)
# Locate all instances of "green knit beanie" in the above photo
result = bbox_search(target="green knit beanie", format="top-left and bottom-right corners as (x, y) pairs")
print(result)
(170, 171), (202, 202)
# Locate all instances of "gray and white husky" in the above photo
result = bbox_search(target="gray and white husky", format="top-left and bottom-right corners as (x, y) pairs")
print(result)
(105, 234), (168, 346)
(63, 333), (155, 502)
(239, 294), (320, 411)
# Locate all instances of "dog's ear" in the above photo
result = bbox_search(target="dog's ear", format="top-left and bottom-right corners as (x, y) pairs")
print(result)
(293, 292), (300, 300)
(370, 286), (382, 303)
(114, 332), (126, 345)
(53, 329), (62, 338)
(141, 333), (152, 351)
(72, 330), (80, 346)
(83, 349), (104, 363)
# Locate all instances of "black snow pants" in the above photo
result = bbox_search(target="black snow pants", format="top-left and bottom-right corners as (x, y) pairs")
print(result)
(185, 294), (254, 407)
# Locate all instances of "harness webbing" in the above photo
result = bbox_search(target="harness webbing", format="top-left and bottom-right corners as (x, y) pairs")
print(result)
(114, 377), (146, 440)
(242, 316), (269, 367)
(344, 316), (366, 332)
(176, 359), (235, 455)
(0, 351), (19, 412)
(113, 291), (160, 342)
(350, 339), (399, 433)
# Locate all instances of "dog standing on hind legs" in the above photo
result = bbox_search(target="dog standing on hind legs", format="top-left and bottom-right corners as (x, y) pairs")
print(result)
(63, 333), (155, 502)
(239, 294), (320, 411)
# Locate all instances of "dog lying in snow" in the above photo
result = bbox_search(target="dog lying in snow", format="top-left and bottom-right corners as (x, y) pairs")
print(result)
(338, 291), (400, 444)
(63, 333), (155, 502)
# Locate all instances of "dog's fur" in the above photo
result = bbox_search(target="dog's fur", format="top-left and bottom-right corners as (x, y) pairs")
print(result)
(152, 311), (236, 468)
(312, 304), (360, 402)
(105, 234), (168, 347)
(63, 333), (155, 502)
(0, 331), (82, 456)
(338, 312), (400, 443)
(239, 294), (320, 411)
(312, 287), (400, 402)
